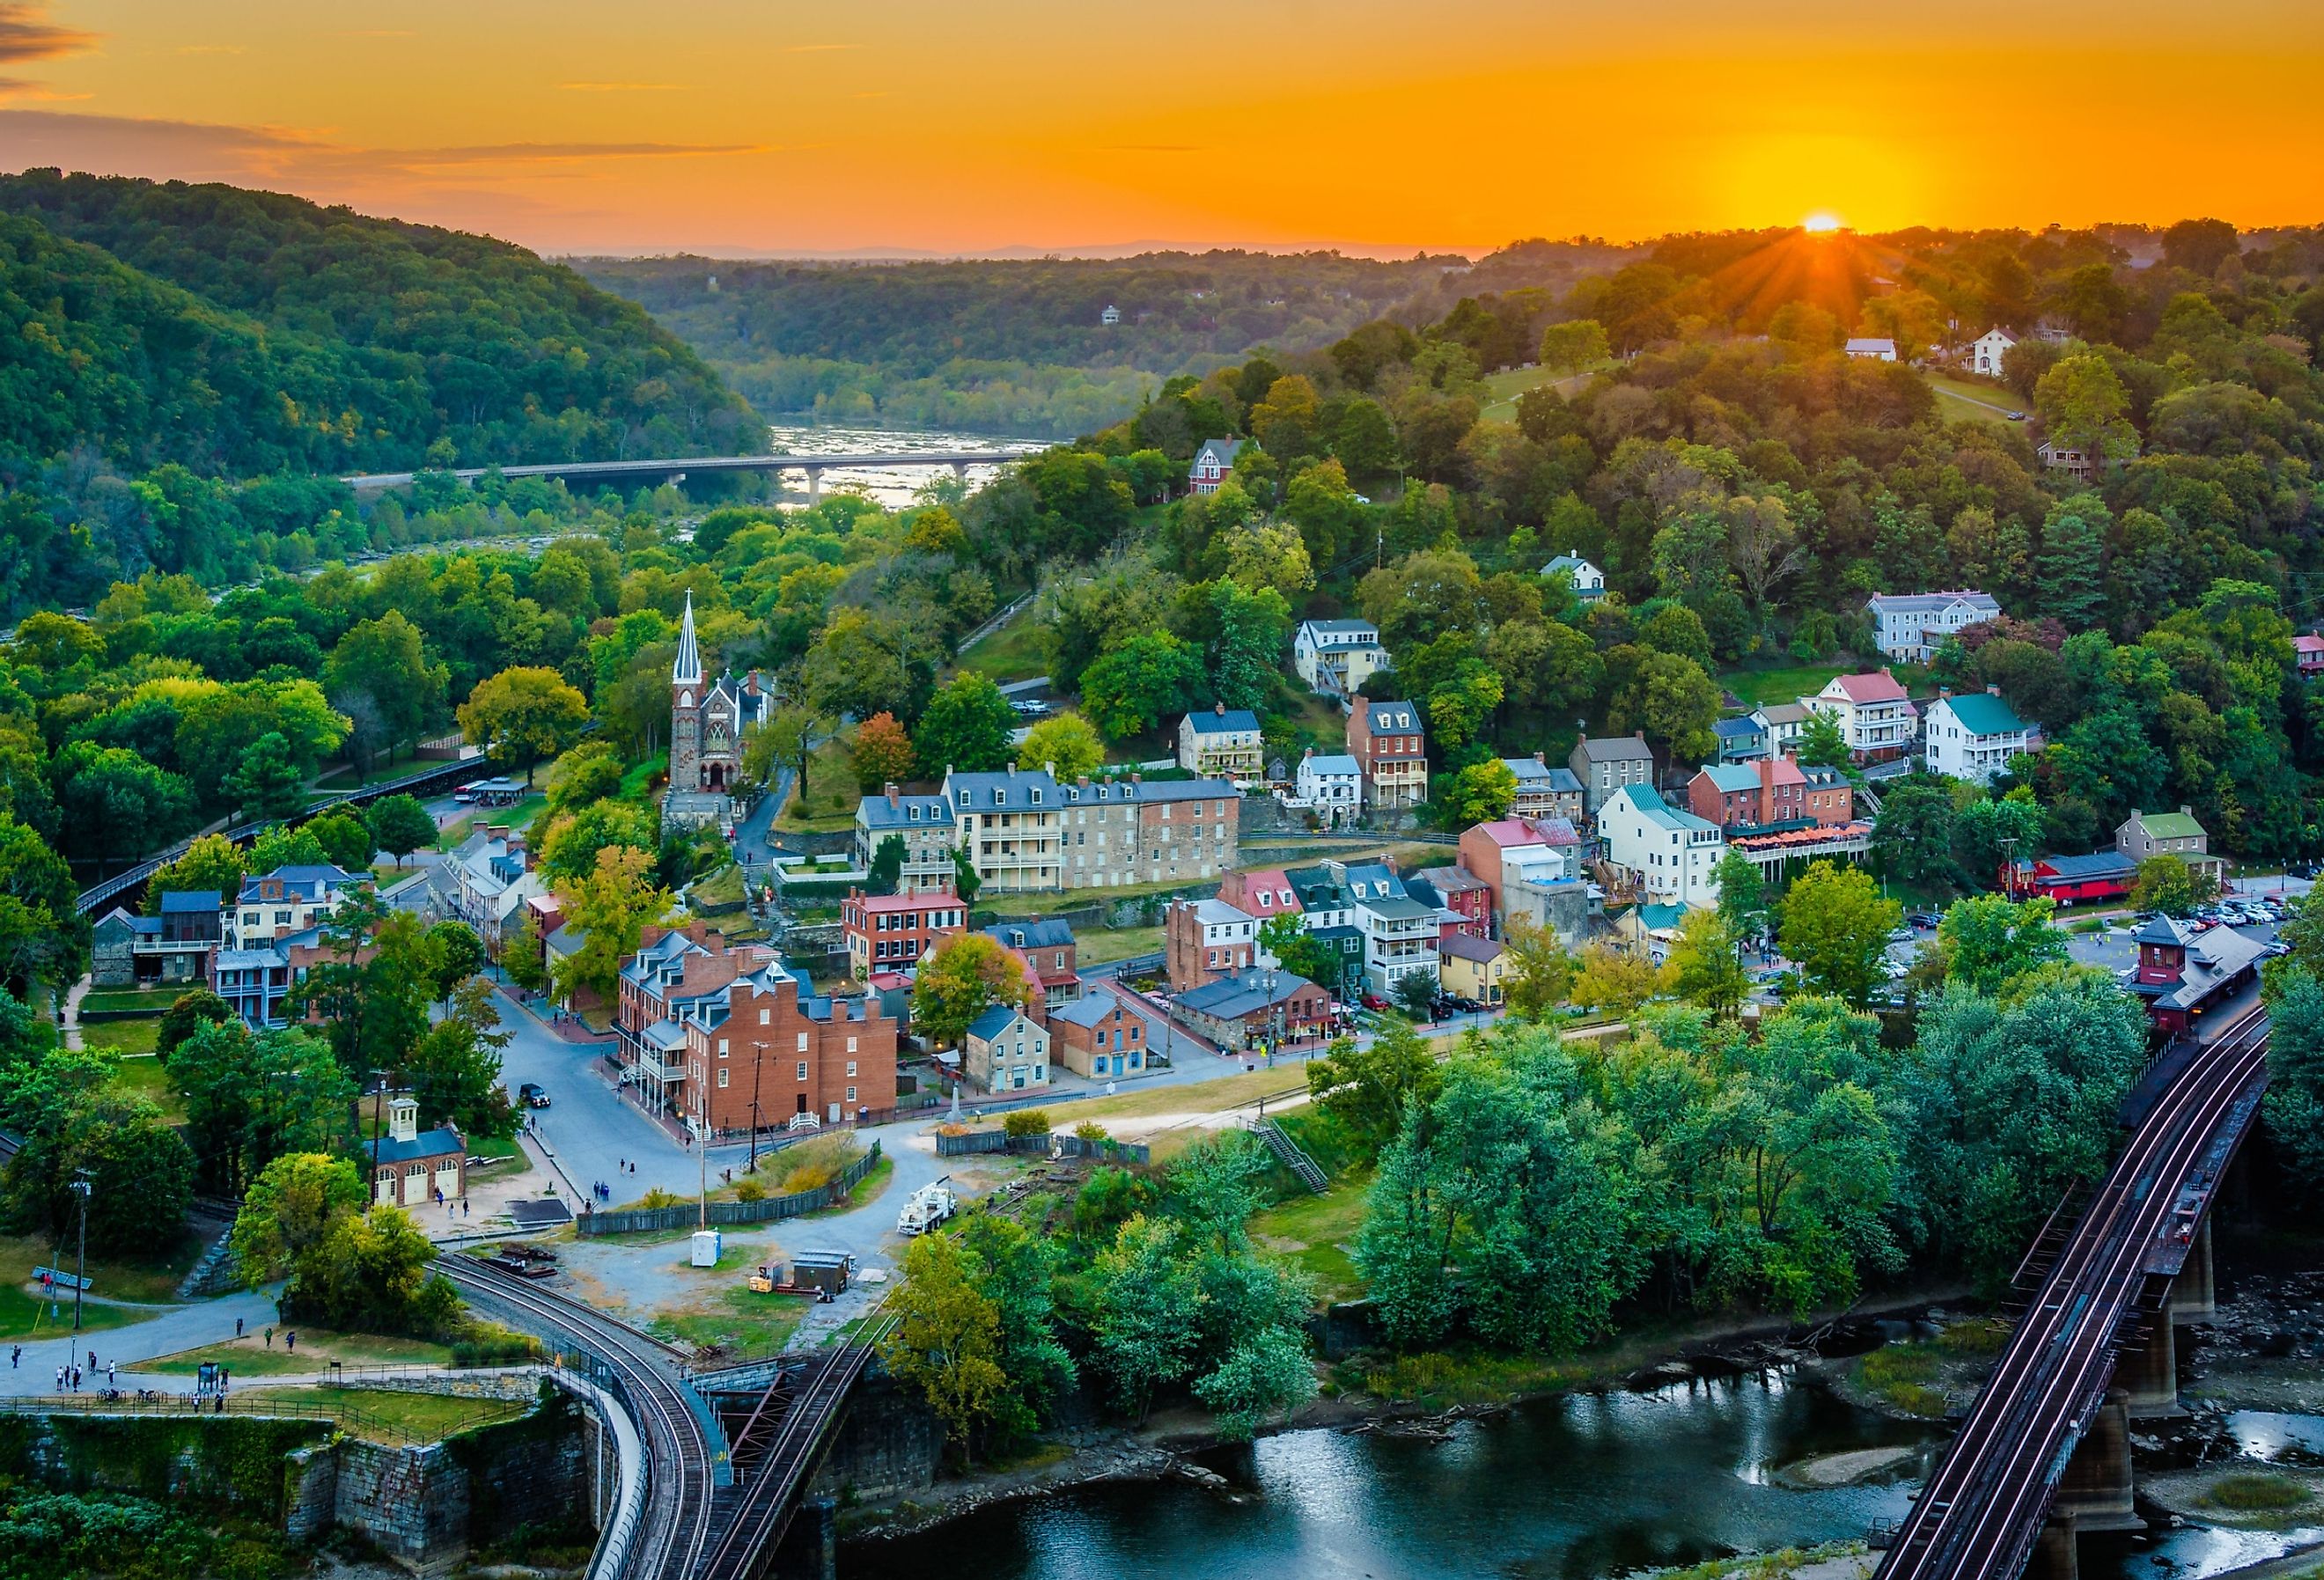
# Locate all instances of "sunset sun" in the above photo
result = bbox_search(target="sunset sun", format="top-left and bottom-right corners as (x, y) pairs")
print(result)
(1802, 212), (1843, 233)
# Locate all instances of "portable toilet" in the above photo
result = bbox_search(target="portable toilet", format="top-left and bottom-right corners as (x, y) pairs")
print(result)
(690, 1229), (723, 1268)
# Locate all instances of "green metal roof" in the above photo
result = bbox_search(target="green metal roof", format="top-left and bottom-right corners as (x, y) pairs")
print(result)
(1941, 691), (2026, 737)
(2138, 811), (2206, 841)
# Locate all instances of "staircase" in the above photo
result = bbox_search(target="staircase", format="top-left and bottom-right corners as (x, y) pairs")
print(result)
(1250, 1119), (1328, 1194)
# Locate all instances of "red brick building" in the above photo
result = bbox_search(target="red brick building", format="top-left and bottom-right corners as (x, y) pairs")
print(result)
(1407, 865), (1491, 941)
(1165, 897), (1259, 991)
(842, 888), (967, 981)
(1347, 699), (1429, 810)
(981, 917), (1080, 1012)
(1051, 988), (1150, 1078)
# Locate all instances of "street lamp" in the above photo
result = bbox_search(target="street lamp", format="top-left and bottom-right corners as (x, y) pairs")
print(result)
(1262, 968), (1280, 1069)
(68, 1170), (90, 1334)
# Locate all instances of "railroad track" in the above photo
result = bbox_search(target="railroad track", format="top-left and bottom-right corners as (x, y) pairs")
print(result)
(437, 1256), (719, 1580)
(1875, 1004), (2269, 1580)
(697, 1313), (900, 1580)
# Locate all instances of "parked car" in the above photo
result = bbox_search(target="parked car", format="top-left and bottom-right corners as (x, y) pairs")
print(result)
(518, 1082), (549, 1108)
(1908, 911), (1944, 930)
(2006, 410), (2027, 422)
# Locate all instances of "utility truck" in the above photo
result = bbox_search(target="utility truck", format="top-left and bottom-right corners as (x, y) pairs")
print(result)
(896, 1176), (958, 1237)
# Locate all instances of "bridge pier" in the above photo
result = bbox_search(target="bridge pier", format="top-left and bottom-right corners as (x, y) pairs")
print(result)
(2033, 1514), (2080, 1580)
(949, 459), (968, 481)
(803, 465), (823, 504)
(769, 1495), (837, 1580)
(2170, 1217), (2216, 1325)
(2122, 1312), (2181, 1417)
(2054, 1389), (2141, 1531)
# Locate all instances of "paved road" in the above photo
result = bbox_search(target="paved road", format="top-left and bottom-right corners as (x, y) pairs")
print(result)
(0, 1288), (276, 1398)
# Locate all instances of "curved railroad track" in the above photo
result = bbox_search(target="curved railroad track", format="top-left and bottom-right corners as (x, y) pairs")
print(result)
(438, 1256), (719, 1580)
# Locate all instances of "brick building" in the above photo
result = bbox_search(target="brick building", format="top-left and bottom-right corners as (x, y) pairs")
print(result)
(1165, 897), (1260, 991)
(1347, 700), (1428, 810)
(982, 917), (1080, 1011)
(1052, 988), (1148, 1079)
(842, 889), (967, 981)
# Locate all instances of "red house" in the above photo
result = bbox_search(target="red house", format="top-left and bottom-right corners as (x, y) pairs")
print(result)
(2298, 634), (2324, 678)
(842, 889), (967, 981)
(1407, 865), (1491, 942)
(2007, 851), (2136, 905)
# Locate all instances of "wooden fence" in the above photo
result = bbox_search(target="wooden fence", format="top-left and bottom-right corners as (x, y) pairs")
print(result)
(575, 1141), (882, 1237)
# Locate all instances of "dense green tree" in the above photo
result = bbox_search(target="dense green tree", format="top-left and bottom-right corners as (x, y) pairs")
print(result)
(368, 794), (438, 867)
(913, 674), (1018, 776)
(1778, 861), (1901, 1005)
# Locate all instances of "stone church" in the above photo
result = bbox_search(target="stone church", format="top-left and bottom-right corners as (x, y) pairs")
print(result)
(664, 594), (772, 827)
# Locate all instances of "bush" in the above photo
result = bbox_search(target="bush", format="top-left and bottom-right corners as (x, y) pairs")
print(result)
(449, 1321), (542, 1368)
(1003, 1108), (1051, 1139)
(637, 1188), (682, 1210)
(734, 1179), (766, 1202)
(1074, 1121), (1110, 1143)
(2205, 1473), (2309, 1510)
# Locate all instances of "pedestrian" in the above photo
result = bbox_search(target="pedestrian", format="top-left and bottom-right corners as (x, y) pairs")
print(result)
(9, 1344), (17, 1369)
(107, 1362), (114, 1387)
(87, 1349), (95, 1373)
(264, 1326), (274, 1349)
(235, 1317), (243, 1338)
(221, 1366), (230, 1392)
(285, 1331), (296, 1355)
(54, 1364), (63, 1390)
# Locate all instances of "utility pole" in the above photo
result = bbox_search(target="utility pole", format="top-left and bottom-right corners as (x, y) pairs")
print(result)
(69, 1170), (90, 1334)
(697, 1071), (710, 1231)
(369, 1079), (387, 1199)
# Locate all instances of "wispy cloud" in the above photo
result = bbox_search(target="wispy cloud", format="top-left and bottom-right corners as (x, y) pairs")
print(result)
(558, 81), (688, 92)
(0, 3), (95, 64)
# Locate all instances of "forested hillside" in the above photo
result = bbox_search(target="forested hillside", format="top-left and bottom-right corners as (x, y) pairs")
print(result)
(577, 246), (1622, 437)
(0, 169), (763, 609)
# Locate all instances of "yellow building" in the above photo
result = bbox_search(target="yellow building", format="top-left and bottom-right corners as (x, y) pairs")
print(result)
(1438, 933), (1508, 1004)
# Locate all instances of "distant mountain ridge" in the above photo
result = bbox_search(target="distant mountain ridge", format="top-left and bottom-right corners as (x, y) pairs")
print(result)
(0, 168), (761, 478)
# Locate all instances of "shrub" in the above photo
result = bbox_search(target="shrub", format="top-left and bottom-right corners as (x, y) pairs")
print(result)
(2205, 1473), (2309, 1510)
(1074, 1121), (1110, 1143)
(734, 1179), (766, 1202)
(450, 1321), (542, 1368)
(1003, 1108), (1050, 1139)
(637, 1188), (682, 1210)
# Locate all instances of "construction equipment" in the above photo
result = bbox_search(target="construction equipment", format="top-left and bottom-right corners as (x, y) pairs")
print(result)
(895, 1175), (957, 1237)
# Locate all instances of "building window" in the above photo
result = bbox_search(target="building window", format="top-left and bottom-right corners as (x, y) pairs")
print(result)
(717, 1039), (729, 1057)
(846, 1035), (858, 1053)
(797, 1033), (809, 1053)
(797, 1061), (809, 1081)
(845, 1061), (857, 1077)
(718, 1069), (730, 1088)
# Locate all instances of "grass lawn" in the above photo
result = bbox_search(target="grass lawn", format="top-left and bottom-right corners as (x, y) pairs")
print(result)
(955, 605), (1050, 684)
(1065, 1065), (1310, 1128)
(148, 1328), (457, 1377)
(105, 1051), (183, 1121)
(0, 1227), (208, 1322)
(81, 988), (184, 1016)
(1250, 1172), (1372, 1303)
(649, 1286), (810, 1357)
(467, 1132), (526, 1162)
(1717, 662), (1847, 708)
(1921, 371), (2020, 426)
(1076, 925), (1164, 965)
(774, 739), (861, 834)
(802, 1154), (894, 1217)
(620, 753), (669, 802)
(0, 1282), (138, 1342)
(438, 793), (548, 849)
(86, 1018), (162, 1058)
(245, 1385), (527, 1443)
(1477, 364), (1604, 425)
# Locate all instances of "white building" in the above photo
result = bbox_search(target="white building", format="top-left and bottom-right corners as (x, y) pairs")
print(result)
(1600, 785), (1725, 909)
(1969, 327), (2016, 378)
(1805, 670), (1918, 763)
(1293, 619), (1388, 693)
(1843, 337), (1898, 361)
(1752, 701), (1810, 756)
(1188, 437), (1246, 496)
(2037, 439), (2094, 481)
(1100, 304), (1121, 326)
(963, 1005), (1049, 1093)
(1541, 551), (1607, 599)
(1599, 785), (1725, 909)
(1923, 688), (2030, 785)
(1294, 751), (1362, 826)
(1176, 704), (1264, 781)
(1865, 590), (2003, 664)
(1342, 861), (1439, 996)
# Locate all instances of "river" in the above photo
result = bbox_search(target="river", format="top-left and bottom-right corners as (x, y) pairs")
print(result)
(846, 1376), (2324, 1580)
(761, 421), (1043, 509)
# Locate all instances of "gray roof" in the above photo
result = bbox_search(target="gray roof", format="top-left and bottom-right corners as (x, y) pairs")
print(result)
(1191, 437), (1246, 469)
(1052, 989), (1126, 1028)
(1173, 970), (1317, 1020)
(239, 864), (355, 904)
(984, 919), (1074, 951)
(967, 1005), (1032, 1042)
(1364, 701), (1423, 733)
(858, 793), (953, 830)
(1755, 702), (1811, 724)
(1576, 736), (1655, 762)
(1299, 619), (1379, 638)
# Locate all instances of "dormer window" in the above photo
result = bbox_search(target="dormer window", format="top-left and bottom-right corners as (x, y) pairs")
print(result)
(995, 790), (1007, 806)
(1030, 789), (1042, 805)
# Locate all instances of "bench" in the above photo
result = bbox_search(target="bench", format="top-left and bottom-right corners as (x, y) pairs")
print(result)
(29, 1266), (92, 1291)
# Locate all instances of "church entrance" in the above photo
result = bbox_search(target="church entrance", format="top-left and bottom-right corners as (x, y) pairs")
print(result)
(706, 762), (726, 790)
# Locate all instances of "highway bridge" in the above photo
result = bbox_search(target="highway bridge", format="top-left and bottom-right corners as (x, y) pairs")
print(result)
(342, 446), (1046, 501)
(1872, 1004), (2270, 1580)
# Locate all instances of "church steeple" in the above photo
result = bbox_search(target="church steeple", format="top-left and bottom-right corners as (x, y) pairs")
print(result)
(673, 592), (702, 687)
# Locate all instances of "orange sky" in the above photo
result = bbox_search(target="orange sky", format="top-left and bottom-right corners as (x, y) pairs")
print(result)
(1, 0), (2320, 255)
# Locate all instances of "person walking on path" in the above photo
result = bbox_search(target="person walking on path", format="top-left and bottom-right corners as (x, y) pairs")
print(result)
(236, 1317), (244, 1338)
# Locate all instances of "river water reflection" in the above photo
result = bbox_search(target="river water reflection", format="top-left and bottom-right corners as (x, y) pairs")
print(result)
(850, 1372), (1935, 1580)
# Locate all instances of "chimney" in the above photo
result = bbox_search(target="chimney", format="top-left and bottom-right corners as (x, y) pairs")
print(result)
(1533, 751), (1546, 766)
(1938, 687), (1951, 700)
(1988, 684), (2002, 697)
(1131, 773), (1143, 785)
(1215, 701), (1226, 716)
(2181, 805), (2193, 818)
(1077, 775), (1091, 788)
(1006, 761), (1017, 776)
(1302, 747), (1313, 760)
(1634, 730), (1646, 741)
(886, 782), (901, 807)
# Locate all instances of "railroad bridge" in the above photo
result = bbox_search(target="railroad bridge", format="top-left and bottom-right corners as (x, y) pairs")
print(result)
(342, 447), (1045, 503)
(1871, 1007), (2270, 1580)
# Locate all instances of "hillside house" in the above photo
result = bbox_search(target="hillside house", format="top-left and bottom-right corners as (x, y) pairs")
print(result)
(1600, 785), (1724, 909)
(1188, 437), (1246, 496)
(1177, 704), (1265, 781)
(1923, 689), (2030, 784)
(1970, 327), (2017, 377)
(1541, 552), (1607, 599)
(1348, 701), (1428, 811)
(1569, 733), (1657, 819)
(1805, 671), (1917, 763)
(1865, 591), (2002, 664)
(1293, 620), (1387, 694)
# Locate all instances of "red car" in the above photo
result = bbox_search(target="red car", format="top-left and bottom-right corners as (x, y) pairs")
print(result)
(1360, 993), (1389, 1011)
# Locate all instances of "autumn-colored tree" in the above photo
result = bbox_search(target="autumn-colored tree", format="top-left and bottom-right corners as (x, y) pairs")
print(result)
(1017, 712), (1106, 780)
(911, 932), (1035, 1050)
(555, 846), (672, 1004)
(1499, 915), (1577, 1020)
(1570, 943), (1658, 1019)
(851, 711), (918, 790)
